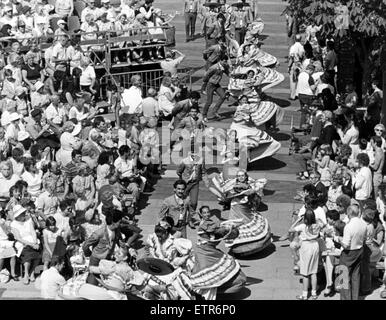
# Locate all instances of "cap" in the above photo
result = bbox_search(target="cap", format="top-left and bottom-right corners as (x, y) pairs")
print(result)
(57, 19), (67, 26)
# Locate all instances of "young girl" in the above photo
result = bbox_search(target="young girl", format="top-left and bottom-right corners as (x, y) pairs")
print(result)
(289, 209), (321, 300)
(42, 216), (62, 270)
(326, 175), (343, 211)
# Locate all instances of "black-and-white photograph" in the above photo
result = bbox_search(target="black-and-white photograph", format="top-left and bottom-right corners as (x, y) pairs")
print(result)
(0, 0), (384, 306)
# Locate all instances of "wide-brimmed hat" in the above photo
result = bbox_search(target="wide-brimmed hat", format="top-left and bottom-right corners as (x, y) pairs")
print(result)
(203, 0), (221, 7)
(18, 130), (30, 142)
(231, 0), (250, 7)
(101, 0), (110, 3)
(13, 205), (27, 219)
(9, 112), (20, 122)
(136, 257), (175, 276)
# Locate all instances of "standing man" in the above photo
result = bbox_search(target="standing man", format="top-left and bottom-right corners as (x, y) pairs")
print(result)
(288, 34), (305, 100)
(170, 91), (201, 129)
(184, 0), (199, 42)
(296, 64), (316, 130)
(335, 205), (367, 300)
(351, 153), (373, 207)
(159, 180), (197, 238)
(121, 75), (143, 115)
(370, 135), (384, 196)
(177, 151), (206, 211)
(226, 1), (251, 45)
(201, 56), (229, 122)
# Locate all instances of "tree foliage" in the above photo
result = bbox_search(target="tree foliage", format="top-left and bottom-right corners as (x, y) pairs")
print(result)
(284, 0), (386, 39)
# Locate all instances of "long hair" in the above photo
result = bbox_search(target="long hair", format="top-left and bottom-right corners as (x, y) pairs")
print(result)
(303, 209), (316, 227)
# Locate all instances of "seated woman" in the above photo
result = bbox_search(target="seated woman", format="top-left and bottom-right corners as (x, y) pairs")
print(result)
(190, 206), (246, 300)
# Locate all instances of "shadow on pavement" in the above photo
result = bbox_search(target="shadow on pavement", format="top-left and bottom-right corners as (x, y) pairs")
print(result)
(265, 96), (291, 108)
(248, 157), (287, 171)
(217, 287), (252, 300)
(270, 132), (291, 142)
(236, 243), (276, 261)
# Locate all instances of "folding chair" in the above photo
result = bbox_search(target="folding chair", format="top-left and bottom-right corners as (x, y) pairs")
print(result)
(68, 15), (81, 33)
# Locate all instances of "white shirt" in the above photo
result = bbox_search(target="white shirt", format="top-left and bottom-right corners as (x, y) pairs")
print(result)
(45, 104), (66, 125)
(52, 212), (70, 233)
(114, 157), (134, 178)
(79, 65), (96, 86)
(121, 86), (143, 114)
(298, 205), (326, 225)
(289, 42), (305, 62)
(354, 166), (373, 201)
(40, 267), (66, 299)
(341, 216), (367, 250)
(296, 71), (314, 96)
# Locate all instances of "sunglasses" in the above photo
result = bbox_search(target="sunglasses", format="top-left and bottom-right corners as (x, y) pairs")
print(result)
(375, 129), (384, 132)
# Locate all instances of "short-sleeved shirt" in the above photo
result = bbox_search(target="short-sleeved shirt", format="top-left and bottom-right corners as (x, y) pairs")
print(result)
(341, 217), (367, 250)
(141, 97), (159, 117)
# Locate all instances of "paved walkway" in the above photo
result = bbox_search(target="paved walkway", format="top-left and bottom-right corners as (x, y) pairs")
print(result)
(1, 0), (384, 300)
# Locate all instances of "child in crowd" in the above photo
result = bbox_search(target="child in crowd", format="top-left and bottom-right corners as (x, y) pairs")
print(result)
(289, 209), (321, 300)
(42, 216), (62, 270)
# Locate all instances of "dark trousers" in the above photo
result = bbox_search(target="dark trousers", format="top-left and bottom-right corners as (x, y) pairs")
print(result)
(184, 12), (197, 39)
(203, 83), (226, 117)
(185, 181), (199, 210)
(234, 27), (246, 45)
(86, 255), (101, 286)
(298, 94), (314, 128)
(339, 248), (363, 300)
(360, 244), (372, 294)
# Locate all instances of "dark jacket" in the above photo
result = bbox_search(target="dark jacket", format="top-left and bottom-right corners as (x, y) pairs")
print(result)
(82, 226), (122, 260)
(316, 123), (338, 148)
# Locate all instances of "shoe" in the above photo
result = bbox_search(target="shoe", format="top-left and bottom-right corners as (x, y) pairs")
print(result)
(203, 117), (208, 122)
(296, 295), (307, 300)
(10, 275), (19, 282)
(309, 294), (318, 300)
(185, 38), (190, 42)
(23, 277), (29, 285)
(323, 286), (335, 297)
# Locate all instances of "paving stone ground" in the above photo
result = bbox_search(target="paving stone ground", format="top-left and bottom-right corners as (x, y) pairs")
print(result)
(0, 0), (383, 300)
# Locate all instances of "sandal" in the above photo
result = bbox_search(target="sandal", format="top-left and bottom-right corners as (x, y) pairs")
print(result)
(296, 295), (308, 300)
(310, 295), (318, 300)
(10, 275), (19, 282)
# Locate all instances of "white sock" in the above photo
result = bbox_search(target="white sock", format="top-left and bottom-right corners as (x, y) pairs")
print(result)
(311, 290), (317, 296)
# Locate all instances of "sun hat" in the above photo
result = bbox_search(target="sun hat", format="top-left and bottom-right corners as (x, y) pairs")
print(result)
(13, 204), (27, 219)
(101, 0), (110, 3)
(17, 131), (30, 142)
(34, 80), (44, 91)
(9, 112), (20, 122)
(4, 5), (13, 12)
(57, 19), (67, 26)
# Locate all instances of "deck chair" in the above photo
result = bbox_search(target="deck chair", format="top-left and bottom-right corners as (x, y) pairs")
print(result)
(68, 15), (81, 33)
(74, 0), (86, 18)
